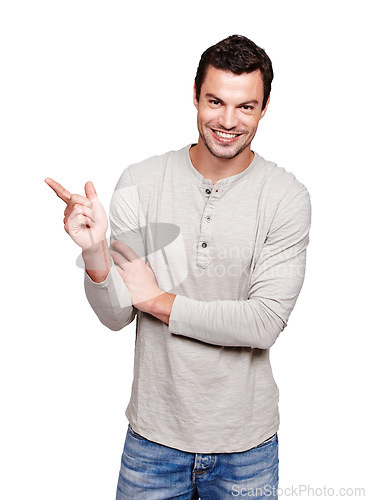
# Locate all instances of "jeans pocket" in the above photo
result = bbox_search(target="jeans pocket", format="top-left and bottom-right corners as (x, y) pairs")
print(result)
(255, 433), (277, 449)
(127, 424), (147, 441)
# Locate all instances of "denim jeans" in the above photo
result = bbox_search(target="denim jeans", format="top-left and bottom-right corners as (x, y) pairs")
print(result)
(116, 424), (279, 499)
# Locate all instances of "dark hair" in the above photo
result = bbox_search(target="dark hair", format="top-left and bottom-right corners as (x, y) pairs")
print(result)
(195, 35), (273, 110)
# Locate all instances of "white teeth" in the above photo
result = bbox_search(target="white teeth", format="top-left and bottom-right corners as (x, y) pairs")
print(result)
(215, 131), (238, 139)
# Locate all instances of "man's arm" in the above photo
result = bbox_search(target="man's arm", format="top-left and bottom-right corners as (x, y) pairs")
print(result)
(44, 176), (136, 331)
(83, 262), (136, 331)
(147, 292), (176, 324)
(82, 239), (112, 283)
(148, 188), (311, 349)
(83, 167), (145, 331)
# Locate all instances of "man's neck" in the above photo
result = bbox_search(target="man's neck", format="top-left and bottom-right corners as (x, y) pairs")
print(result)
(189, 140), (254, 186)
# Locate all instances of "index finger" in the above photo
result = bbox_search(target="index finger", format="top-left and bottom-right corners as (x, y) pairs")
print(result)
(44, 177), (72, 203)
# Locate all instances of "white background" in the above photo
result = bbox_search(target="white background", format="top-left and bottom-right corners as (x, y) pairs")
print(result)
(1, 1), (365, 498)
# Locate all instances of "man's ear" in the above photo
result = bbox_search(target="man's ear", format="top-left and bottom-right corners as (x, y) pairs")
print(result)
(193, 83), (199, 110)
(260, 94), (270, 119)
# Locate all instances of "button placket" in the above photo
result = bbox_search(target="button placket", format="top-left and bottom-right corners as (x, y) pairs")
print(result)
(197, 185), (223, 269)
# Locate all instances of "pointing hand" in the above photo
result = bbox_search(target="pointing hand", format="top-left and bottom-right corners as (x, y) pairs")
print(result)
(44, 178), (108, 251)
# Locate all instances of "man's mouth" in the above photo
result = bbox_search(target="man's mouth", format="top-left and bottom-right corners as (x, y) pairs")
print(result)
(211, 129), (242, 143)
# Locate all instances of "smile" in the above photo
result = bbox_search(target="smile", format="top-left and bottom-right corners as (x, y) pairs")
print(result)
(211, 129), (242, 143)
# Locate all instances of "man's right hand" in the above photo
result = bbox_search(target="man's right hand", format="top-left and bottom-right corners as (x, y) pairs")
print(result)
(44, 178), (108, 251)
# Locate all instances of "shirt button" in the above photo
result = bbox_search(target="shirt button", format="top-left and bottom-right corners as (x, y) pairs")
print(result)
(202, 242), (207, 248)
(205, 188), (211, 194)
(205, 216), (211, 223)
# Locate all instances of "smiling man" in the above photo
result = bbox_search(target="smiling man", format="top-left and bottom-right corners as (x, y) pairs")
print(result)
(46, 35), (311, 499)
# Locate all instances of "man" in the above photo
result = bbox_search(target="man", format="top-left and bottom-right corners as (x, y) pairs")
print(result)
(45, 35), (311, 499)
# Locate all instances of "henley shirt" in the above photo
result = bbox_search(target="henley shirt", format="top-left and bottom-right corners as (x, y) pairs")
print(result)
(84, 144), (311, 453)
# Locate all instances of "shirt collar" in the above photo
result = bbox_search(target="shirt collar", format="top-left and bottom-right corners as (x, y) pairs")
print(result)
(184, 143), (260, 187)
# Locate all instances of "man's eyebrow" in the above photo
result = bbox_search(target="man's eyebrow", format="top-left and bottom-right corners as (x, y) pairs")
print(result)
(205, 93), (224, 103)
(238, 99), (259, 106)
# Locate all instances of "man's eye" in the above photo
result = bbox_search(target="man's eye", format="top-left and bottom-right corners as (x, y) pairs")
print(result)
(242, 105), (253, 111)
(209, 100), (221, 106)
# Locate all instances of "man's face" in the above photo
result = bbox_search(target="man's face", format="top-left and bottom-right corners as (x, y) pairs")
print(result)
(194, 66), (269, 160)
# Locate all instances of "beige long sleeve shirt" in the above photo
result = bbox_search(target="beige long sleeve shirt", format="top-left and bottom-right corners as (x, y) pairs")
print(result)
(84, 144), (311, 453)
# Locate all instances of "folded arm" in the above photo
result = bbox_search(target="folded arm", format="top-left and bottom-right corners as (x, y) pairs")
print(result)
(158, 188), (311, 349)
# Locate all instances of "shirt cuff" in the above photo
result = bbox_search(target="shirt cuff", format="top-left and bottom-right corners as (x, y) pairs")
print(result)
(168, 294), (195, 336)
(84, 263), (115, 288)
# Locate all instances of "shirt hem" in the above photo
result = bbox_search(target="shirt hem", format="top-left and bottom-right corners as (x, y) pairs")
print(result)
(125, 411), (279, 453)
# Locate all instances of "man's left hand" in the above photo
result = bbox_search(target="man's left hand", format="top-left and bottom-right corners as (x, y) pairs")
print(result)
(110, 240), (164, 313)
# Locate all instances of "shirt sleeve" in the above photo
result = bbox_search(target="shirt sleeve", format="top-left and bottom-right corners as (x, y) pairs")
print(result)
(83, 167), (144, 331)
(84, 262), (135, 331)
(168, 187), (311, 349)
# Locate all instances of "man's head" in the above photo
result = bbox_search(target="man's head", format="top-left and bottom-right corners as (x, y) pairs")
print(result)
(195, 35), (273, 111)
(192, 35), (273, 162)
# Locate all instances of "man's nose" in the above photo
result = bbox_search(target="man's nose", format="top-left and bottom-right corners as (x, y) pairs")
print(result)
(219, 107), (238, 130)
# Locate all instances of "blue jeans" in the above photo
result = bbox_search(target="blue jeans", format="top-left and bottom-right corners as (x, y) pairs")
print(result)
(116, 424), (279, 499)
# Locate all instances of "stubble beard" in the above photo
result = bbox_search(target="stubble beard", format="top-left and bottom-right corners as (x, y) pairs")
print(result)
(199, 124), (256, 160)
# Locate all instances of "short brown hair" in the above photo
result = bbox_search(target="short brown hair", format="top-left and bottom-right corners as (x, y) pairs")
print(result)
(195, 35), (274, 110)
